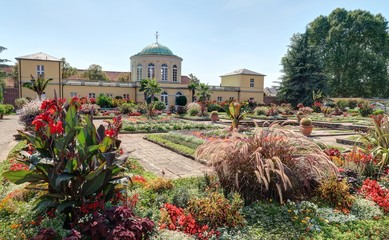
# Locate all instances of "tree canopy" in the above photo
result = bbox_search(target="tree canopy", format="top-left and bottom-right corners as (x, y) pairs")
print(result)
(22, 75), (53, 100)
(82, 64), (108, 81)
(0, 46), (9, 103)
(61, 58), (77, 79)
(278, 8), (389, 104)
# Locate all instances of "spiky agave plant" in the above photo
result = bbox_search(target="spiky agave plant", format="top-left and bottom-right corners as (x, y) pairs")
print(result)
(196, 124), (338, 204)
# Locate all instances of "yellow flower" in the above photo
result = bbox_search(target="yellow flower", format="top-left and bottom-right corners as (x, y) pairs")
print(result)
(293, 216), (298, 220)
(10, 224), (20, 229)
(301, 220), (307, 224)
(287, 209), (292, 212)
(305, 216), (310, 220)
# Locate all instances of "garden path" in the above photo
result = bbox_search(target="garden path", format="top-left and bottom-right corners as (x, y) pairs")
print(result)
(118, 133), (213, 179)
(0, 115), (22, 162)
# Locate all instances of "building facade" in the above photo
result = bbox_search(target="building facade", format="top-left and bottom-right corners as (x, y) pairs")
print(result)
(16, 40), (265, 105)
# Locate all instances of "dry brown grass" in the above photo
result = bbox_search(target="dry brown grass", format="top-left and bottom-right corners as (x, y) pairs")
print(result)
(195, 124), (338, 203)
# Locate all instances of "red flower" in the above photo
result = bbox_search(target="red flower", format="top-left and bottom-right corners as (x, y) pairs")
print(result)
(49, 121), (64, 134)
(105, 129), (116, 137)
(32, 119), (46, 131)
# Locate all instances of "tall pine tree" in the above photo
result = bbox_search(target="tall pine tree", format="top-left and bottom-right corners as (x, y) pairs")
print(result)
(277, 33), (327, 107)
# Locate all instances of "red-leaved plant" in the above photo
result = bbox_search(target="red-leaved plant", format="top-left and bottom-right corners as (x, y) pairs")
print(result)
(359, 178), (389, 213)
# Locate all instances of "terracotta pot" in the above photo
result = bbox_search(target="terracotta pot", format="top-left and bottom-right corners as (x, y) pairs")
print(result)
(300, 125), (313, 136)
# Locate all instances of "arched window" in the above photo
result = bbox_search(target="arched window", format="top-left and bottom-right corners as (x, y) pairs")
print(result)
(161, 64), (168, 81)
(161, 91), (168, 107)
(175, 92), (182, 97)
(148, 63), (155, 79)
(172, 65), (178, 82)
(137, 64), (142, 81)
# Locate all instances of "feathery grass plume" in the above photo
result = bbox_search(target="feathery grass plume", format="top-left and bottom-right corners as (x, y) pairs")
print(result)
(195, 124), (338, 204)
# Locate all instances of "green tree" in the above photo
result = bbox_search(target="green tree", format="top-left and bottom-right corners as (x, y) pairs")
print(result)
(0, 46), (10, 103)
(196, 83), (212, 102)
(143, 79), (162, 104)
(82, 64), (108, 81)
(307, 8), (389, 97)
(61, 57), (77, 79)
(117, 73), (130, 82)
(277, 33), (327, 106)
(22, 75), (53, 100)
(188, 73), (200, 102)
(139, 79), (149, 102)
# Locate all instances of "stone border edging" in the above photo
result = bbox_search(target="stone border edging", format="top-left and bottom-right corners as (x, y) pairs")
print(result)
(336, 138), (363, 146)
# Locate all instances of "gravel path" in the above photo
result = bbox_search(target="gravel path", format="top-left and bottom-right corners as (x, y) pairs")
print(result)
(0, 115), (23, 162)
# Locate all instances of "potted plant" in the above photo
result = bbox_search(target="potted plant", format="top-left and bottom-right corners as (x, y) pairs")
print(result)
(300, 117), (313, 136)
(296, 111), (304, 123)
(210, 110), (219, 122)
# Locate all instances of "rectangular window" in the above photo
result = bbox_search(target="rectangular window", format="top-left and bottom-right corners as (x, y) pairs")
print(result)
(173, 67), (178, 82)
(217, 96), (222, 102)
(106, 93), (113, 98)
(123, 94), (130, 99)
(37, 65), (44, 77)
(70, 92), (77, 97)
(250, 78), (255, 88)
(89, 93), (96, 98)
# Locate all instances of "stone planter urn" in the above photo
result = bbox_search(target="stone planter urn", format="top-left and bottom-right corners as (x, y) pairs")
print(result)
(300, 117), (313, 136)
(210, 111), (219, 122)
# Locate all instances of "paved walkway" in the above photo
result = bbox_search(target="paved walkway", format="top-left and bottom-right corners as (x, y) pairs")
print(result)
(0, 115), (22, 162)
(118, 133), (212, 179)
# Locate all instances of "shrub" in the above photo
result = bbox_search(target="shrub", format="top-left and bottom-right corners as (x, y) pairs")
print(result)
(207, 102), (221, 112)
(176, 106), (187, 115)
(14, 98), (29, 109)
(97, 94), (113, 108)
(175, 96), (187, 106)
(336, 100), (348, 111)
(187, 102), (201, 116)
(316, 177), (355, 211)
(120, 102), (136, 114)
(351, 197), (383, 219)
(187, 192), (245, 229)
(154, 101), (166, 111)
(145, 178), (174, 193)
(348, 99), (358, 109)
(279, 103), (293, 115)
(373, 109), (384, 115)
(146, 96), (159, 104)
(137, 103), (148, 114)
(196, 125), (338, 204)
(266, 104), (279, 116)
(300, 106), (313, 115)
(18, 100), (42, 129)
(79, 103), (100, 115)
(254, 106), (268, 116)
(358, 100), (373, 117)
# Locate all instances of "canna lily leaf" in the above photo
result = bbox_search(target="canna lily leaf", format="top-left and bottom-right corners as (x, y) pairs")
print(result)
(55, 173), (75, 187)
(3, 170), (46, 184)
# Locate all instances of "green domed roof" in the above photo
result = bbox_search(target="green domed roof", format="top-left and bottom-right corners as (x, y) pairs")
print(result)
(138, 43), (174, 56)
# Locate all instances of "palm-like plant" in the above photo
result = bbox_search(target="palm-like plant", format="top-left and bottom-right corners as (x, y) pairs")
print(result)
(196, 83), (212, 102)
(143, 79), (162, 104)
(143, 79), (162, 117)
(22, 75), (53, 100)
(359, 115), (389, 176)
(225, 102), (247, 129)
(188, 82), (198, 103)
(139, 79), (149, 102)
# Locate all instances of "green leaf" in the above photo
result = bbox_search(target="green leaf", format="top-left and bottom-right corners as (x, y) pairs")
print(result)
(64, 158), (78, 173)
(65, 104), (78, 130)
(99, 136), (113, 152)
(82, 171), (107, 196)
(85, 162), (106, 181)
(3, 170), (46, 184)
(56, 201), (77, 214)
(33, 197), (58, 213)
(55, 173), (75, 188)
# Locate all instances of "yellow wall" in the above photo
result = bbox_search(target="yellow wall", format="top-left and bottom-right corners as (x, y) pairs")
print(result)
(18, 59), (62, 99)
(221, 75), (240, 87)
(63, 85), (136, 100)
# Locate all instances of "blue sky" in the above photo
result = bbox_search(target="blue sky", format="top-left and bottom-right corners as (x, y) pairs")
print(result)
(2, 0), (389, 87)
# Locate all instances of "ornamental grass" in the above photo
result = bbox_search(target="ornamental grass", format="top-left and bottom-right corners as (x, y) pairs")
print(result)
(195, 125), (338, 204)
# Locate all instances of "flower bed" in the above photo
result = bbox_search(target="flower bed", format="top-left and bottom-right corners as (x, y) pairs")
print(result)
(144, 133), (205, 159)
(122, 119), (221, 133)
